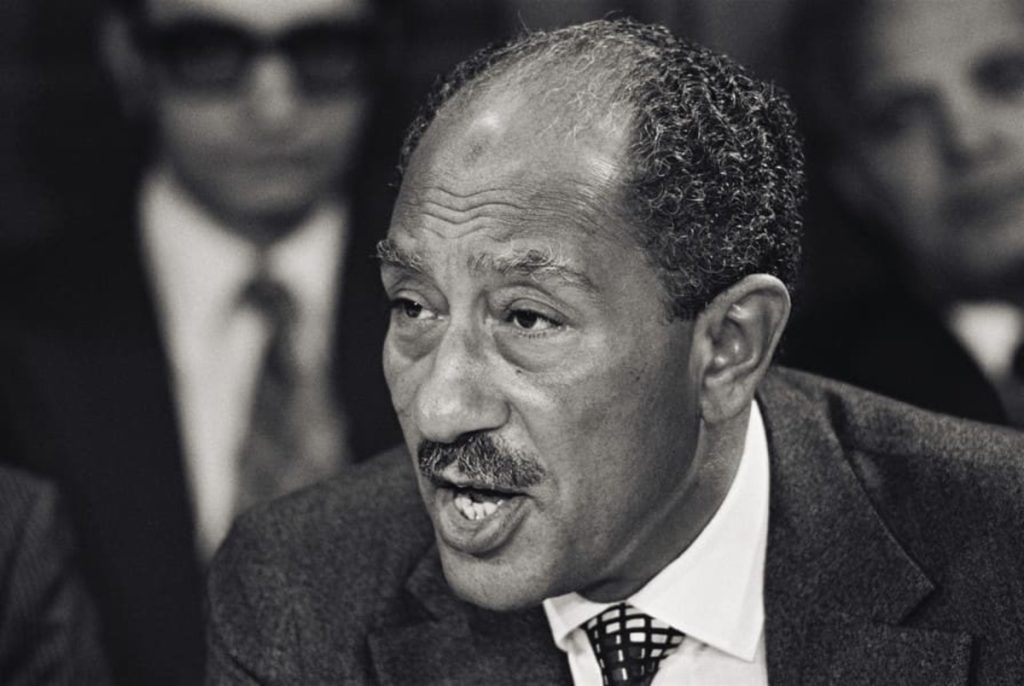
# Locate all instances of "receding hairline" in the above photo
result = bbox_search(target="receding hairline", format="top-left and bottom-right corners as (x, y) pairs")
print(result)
(398, 21), (670, 180)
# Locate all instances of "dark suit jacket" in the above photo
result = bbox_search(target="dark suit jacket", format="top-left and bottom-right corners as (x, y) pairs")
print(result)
(782, 287), (1008, 426)
(0, 183), (401, 685)
(0, 465), (109, 685)
(207, 368), (1024, 685)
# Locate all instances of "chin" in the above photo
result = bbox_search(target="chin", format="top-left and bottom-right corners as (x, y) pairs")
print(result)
(438, 547), (554, 611)
(222, 194), (321, 235)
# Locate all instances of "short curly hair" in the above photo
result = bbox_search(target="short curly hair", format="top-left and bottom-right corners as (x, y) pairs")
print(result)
(399, 19), (805, 319)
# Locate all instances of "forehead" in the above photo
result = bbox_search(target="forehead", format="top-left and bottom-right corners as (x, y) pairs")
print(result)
(856, 0), (1024, 83)
(146, 0), (373, 28)
(393, 85), (634, 242)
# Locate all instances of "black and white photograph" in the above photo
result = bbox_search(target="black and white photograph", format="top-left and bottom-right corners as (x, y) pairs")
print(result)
(1, 1), (1022, 684)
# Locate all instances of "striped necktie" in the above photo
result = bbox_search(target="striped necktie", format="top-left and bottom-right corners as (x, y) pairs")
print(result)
(233, 271), (341, 515)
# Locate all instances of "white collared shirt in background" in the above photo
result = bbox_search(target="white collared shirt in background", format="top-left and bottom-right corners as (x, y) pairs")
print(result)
(543, 401), (770, 685)
(947, 302), (1024, 383)
(140, 167), (347, 560)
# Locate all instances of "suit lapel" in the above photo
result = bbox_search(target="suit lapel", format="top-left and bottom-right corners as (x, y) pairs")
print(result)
(368, 547), (572, 686)
(757, 371), (971, 685)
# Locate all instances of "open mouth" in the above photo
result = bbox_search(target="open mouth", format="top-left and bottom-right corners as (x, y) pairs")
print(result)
(452, 485), (509, 521)
(429, 473), (532, 556)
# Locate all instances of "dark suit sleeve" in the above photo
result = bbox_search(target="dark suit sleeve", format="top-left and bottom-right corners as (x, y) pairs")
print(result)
(207, 633), (262, 686)
(0, 471), (110, 685)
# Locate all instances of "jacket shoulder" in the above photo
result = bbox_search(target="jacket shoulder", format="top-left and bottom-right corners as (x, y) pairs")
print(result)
(767, 366), (1024, 486)
(762, 368), (1024, 676)
(765, 367), (1024, 570)
(207, 446), (434, 681)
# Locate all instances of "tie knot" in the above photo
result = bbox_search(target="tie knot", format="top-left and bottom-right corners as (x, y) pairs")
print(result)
(584, 604), (684, 686)
(240, 273), (296, 324)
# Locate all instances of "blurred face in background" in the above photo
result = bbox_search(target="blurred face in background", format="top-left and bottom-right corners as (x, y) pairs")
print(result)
(836, 0), (1024, 301)
(124, 0), (375, 235)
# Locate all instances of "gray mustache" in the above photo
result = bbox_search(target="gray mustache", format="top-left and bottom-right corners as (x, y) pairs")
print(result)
(417, 433), (545, 490)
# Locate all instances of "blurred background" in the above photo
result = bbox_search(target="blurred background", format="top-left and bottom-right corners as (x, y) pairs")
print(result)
(0, 0), (794, 247)
(2, 0), (870, 311)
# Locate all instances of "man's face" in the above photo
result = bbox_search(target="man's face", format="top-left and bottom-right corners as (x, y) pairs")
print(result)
(138, 0), (373, 231)
(381, 92), (705, 610)
(842, 0), (1024, 300)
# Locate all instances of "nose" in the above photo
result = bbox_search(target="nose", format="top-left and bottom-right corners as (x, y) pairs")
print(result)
(411, 324), (509, 445)
(938, 90), (1002, 168)
(245, 53), (302, 131)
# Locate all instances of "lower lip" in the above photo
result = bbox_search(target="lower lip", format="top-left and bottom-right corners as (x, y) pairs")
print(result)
(433, 488), (530, 557)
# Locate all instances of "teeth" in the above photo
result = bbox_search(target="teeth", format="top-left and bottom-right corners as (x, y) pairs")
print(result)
(453, 492), (504, 520)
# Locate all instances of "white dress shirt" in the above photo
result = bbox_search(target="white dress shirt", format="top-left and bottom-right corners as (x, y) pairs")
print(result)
(946, 302), (1024, 383)
(543, 401), (770, 686)
(140, 167), (347, 560)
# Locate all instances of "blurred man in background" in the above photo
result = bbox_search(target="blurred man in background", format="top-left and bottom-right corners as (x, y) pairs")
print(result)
(0, 0), (401, 682)
(783, 0), (1024, 426)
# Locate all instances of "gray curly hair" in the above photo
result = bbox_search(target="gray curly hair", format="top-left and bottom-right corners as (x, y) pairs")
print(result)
(398, 18), (805, 319)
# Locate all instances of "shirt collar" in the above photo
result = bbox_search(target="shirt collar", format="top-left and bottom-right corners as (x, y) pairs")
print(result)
(946, 301), (1024, 381)
(140, 166), (346, 364)
(543, 400), (770, 662)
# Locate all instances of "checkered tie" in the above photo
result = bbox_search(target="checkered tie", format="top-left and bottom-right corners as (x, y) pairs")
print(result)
(584, 604), (684, 686)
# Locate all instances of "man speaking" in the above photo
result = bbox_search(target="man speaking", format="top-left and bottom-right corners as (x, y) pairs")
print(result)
(207, 19), (1024, 684)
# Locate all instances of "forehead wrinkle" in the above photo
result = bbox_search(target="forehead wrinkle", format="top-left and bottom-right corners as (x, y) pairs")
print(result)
(418, 198), (532, 228)
(397, 183), (535, 238)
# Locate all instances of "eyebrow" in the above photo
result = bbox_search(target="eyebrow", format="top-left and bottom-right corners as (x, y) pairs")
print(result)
(473, 248), (597, 294)
(375, 239), (424, 273)
(376, 239), (598, 295)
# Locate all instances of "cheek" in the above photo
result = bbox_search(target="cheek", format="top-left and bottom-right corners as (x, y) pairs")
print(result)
(857, 137), (941, 217)
(382, 336), (426, 423)
(533, 355), (673, 481)
(382, 339), (409, 406)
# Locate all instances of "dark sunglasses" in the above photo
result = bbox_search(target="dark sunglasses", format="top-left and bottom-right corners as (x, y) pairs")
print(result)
(134, 18), (378, 96)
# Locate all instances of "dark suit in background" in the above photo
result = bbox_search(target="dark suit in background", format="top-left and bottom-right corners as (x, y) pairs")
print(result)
(0, 0), (409, 678)
(0, 168), (400, 684)
(208, 369), (1024, 685)
(782, 284), (1008, 426)
(0, 465), (109, 685)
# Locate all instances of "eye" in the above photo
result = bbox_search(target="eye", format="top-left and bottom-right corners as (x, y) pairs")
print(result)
(976, 51), (1024, 100)
(506, 307), (562, 333)
(390, 296), (436, 321)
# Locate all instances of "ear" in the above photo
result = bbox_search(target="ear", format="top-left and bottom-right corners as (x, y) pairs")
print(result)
(98, 10), (152, 117)
(692, 274), (790, 424)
